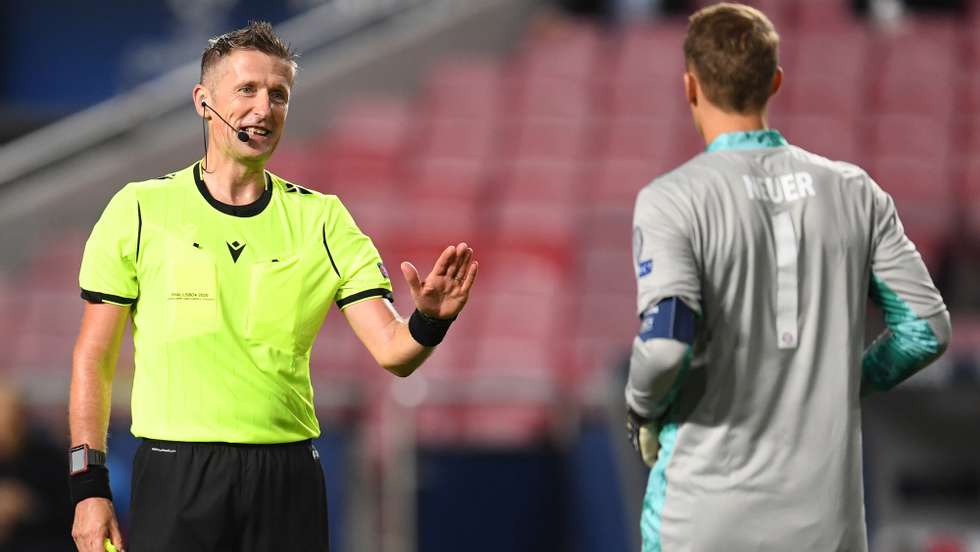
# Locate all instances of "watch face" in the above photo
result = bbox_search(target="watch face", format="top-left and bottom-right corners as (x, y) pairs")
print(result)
(70, 447), (87, 472)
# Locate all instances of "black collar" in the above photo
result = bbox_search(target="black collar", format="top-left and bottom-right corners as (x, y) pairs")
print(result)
(194, 162), (272, 218)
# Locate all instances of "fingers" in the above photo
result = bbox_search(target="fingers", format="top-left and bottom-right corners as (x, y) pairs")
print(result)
(460, 260), (479, 293)
(400, 262), (422, 298)
(431, 245), (457, 276)
(109, 517), (126, 552)
(449, 246), (473, 283)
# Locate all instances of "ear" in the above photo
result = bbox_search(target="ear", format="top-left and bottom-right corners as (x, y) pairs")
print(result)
(683, 72), (698, 108)
(770, 67), (783, 97)
(193, 84), (209, 119)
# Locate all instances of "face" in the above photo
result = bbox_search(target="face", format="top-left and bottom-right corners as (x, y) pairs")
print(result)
(194, 49), (295, 167)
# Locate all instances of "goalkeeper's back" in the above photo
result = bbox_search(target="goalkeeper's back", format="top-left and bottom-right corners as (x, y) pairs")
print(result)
(634, 135), (948, 551)
(626, 5), (951, 550)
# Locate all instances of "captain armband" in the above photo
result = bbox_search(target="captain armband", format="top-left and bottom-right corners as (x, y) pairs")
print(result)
(639, 297), (696, 345)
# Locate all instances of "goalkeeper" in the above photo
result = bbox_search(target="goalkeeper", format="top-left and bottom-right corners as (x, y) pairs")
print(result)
(625, 3), (950, 551)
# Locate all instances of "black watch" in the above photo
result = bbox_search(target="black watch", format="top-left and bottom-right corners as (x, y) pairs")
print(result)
(69, 444), (107, 476)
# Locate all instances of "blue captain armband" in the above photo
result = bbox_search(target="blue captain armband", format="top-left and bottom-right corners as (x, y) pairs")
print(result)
(639, 297), (696, 345)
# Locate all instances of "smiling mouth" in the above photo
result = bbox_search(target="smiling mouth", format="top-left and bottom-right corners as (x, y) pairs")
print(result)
(241, 126), (271, 137)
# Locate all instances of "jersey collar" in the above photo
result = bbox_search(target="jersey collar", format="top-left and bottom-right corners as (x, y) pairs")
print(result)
(705, 129), (788, 153)
(194, 162), (272, 218)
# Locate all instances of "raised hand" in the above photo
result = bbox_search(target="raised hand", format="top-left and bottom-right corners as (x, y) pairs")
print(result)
(400, 243), (478, 320)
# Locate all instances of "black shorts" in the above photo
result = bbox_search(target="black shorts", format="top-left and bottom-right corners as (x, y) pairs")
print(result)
(128, 438), (329, 551)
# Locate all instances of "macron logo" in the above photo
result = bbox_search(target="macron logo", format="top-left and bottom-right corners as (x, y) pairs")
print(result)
(226, 240), (246, 263)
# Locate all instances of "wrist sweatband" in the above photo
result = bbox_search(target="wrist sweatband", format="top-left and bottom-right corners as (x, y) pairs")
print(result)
(70, 466), (112, 507)
(408, 309), (455, 347)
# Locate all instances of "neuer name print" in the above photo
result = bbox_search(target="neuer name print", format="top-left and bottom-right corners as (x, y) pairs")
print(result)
(743, 172), (815, 203)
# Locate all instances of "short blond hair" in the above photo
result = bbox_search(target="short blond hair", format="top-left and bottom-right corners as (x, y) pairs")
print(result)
(683, 3), (780, 113)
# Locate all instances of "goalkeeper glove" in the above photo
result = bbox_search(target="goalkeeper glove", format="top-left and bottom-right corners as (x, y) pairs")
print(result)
(626, 407), (660, 467)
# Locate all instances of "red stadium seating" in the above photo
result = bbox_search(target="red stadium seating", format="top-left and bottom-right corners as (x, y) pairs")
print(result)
(407, 158), (488, 202)
(503, 118), (593, 162)
(869, 156), (955, 268)
(786, 30), (868, 82)
(776, 115), (860, 163)
(497, 159), (585, 203)
(869, 114), (952, 162)
(414, 118), (498, 162)
(597, 117), (703, 167)
(781, 75), (867, 118)
(421, 56), (502, 119)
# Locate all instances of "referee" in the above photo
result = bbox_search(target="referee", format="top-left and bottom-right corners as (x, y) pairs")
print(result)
(625, 4), (950, 551)
(69, 22), (478, 552)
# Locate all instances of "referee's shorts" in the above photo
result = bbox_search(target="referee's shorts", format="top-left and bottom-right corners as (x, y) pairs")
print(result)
(128, 438), (330, 551)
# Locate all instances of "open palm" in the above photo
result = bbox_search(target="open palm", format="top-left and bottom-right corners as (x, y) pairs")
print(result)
(400, 243), (478, 320)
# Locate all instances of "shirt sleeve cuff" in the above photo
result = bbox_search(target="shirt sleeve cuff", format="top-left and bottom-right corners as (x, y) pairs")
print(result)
(336, 288), (393, 310)
(80, 289), (137, 306)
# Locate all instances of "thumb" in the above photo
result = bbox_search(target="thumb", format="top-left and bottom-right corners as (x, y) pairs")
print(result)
(400, 262), (422, 298)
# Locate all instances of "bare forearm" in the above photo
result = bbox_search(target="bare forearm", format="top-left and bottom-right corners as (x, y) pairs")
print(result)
(70, 304), (128, 449)
(377, 316), (434, 377)
(69, 357), (114, 449)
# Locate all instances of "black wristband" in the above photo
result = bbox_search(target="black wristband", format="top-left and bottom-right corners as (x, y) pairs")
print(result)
(69, 465), (113, 507)
(408, 309), (455, 347)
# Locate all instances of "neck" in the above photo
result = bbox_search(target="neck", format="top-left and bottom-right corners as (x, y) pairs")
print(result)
(698, 106), (769, 147)
(201, 147), (267, 206)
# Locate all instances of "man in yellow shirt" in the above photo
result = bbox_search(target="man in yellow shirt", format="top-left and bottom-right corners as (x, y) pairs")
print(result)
(68, 21), (478, 552)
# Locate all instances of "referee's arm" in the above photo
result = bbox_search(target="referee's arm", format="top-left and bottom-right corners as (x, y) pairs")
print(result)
(343, 243), (478, 377)
(69, 302), (128, 552)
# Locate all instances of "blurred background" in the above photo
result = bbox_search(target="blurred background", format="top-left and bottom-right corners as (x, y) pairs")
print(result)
(0, 0), (978, 550)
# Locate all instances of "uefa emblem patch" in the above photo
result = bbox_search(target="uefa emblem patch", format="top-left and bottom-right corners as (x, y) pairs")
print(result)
(377, 262), (389, 280)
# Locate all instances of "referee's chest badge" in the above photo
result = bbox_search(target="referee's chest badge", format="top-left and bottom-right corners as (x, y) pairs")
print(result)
(377, 262), (389, 280)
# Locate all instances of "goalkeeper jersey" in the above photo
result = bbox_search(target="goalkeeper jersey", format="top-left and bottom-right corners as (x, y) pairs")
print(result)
(79, 162), (392, 444)
(632, 130), (947, 552)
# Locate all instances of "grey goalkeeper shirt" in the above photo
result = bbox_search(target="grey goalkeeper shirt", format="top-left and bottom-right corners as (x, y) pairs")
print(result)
(631, 129), (948, 552)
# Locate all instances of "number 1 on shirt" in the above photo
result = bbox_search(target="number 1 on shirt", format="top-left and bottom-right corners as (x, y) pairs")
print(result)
(772, 212), (799, 349)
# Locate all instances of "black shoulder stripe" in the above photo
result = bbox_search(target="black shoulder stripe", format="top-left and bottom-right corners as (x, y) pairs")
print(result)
(136, 201), (142, 262)
(336, 288), (394, 309)
(322, 223), (341, 278)
(81, 289), (137, 305)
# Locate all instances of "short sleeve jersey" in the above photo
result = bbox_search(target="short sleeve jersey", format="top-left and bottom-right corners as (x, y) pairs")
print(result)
(632, 130), (946, 552)
(79, 162), (392, 444)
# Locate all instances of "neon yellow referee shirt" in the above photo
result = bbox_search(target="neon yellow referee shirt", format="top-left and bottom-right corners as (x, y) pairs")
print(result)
(79, 162), (392, 443)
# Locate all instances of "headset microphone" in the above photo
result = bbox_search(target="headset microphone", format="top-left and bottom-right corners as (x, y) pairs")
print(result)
(201, 101), (250, 142)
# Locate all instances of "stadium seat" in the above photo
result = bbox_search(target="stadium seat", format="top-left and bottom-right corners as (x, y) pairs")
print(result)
(588, 158), (668, 207)
(414, 118), (498, 162)
(600, 78), (690, 121)
(781, 74), (866, 118)
(581, 246), (635, 295)
(512, 26), (603, 83)
(421, 56), (502, 119)
(504, 74), (595, 120)
(497, 159), (585, 204)
(408, 158), (488, 202)
(609, 23), (688, 83)
(795, 0), (863, 31)
(316, 97), (412, 161)
(504, 118), (592, 162)
(597, 117), (703, 167)
(869, 156), (955, 268)
(776, 115), (860, 163)
(870, 115), (951, 162)
(874, 74), (954, 120)
(788, 30), (868, 82)
(960, 158), (980, 238)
